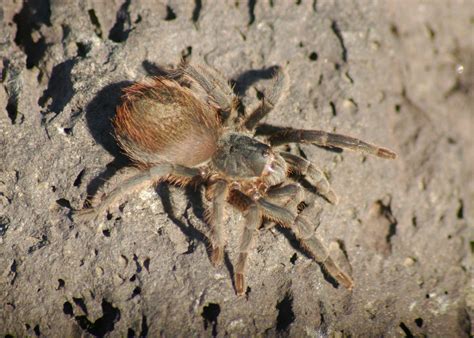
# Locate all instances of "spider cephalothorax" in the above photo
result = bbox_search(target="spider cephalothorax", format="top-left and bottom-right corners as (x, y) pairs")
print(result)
(76, 62), (396, 295)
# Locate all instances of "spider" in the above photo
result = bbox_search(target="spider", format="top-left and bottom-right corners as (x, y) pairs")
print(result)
(75, 62), (396, 295)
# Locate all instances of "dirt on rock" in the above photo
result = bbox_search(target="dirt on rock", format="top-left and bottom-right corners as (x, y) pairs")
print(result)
(0, 0), (472, 336)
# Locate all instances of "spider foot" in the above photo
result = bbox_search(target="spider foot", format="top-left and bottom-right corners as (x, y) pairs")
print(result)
(376, 147), (397, 159)
(299, 234), (353, 290)
(323, 257), (354, 290)
(210, 246), (224, 267)
(235, 273), (245, 296)
(323, 189), (339, 205)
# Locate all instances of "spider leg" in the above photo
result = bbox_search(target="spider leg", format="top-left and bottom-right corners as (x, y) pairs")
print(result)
(280, 152), (338, 204)
(257, 198), (353, 290)
(268, 129), (397, 159)
(293, 208), (354, 290)
(265, 183), (305, 229)
(85, 166), (142, 209)
(266, 183), (304, 208)
(179, 62), (238, 125)
(204, 180), (229, 266)
(235, 202), (261, 296)
(241, 67), (288, 131)
(73, 164), (200, 223)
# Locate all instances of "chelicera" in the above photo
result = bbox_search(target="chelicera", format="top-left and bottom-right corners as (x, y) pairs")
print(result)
(75, 62), (396, 295)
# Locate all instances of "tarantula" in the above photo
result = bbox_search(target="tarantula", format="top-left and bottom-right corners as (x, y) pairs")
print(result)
(75, 62), (396, 295)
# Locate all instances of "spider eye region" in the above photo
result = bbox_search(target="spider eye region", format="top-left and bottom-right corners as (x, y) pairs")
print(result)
(212, 133), (273, 179)
(262, 148), (271, 157)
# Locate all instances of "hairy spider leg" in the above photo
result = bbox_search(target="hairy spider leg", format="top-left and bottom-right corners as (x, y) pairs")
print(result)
(269, 129), (397, 159)
(292, 205), (354, 290)
(179, 62), (238, 125)
(280, 152), (338, 204)
(74, 164), (200, 223)
(204, 180), (229, 266)
(257, 197), (353, 290)
(264, 183), (306, 230)
(241, 67), (289, 131)
(235, 202), (261, 295)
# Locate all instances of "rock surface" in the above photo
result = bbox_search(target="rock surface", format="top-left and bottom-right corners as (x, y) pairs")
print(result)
(0, 0), (472, 336)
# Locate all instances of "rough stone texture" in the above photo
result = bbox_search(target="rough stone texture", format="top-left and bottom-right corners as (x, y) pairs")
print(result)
(0, 0), (472, 336)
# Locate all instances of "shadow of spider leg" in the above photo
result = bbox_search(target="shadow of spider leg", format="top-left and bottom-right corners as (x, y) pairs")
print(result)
(269, 129), (397, 159)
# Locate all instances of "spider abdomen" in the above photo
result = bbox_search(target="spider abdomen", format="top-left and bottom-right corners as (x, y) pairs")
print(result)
(114, 78), (222, 167)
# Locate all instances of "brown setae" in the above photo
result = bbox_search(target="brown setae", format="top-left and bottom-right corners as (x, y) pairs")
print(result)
(75, 62), (397, 295)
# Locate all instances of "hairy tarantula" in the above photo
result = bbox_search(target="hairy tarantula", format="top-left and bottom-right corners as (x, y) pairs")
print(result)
(76, 62), (396, 295)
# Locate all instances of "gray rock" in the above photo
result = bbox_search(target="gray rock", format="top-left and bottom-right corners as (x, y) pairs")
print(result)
(0, 0), (472, 336)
